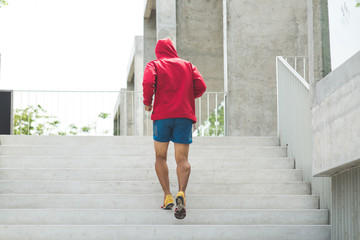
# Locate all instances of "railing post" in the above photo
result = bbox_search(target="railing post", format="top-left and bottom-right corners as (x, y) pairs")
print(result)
(215, 93), (218, 136)
(276, 57), (280, 138)
(199, 96), (202, 128)
(224, 92), (228, 136)
(303, 57), (306, 82)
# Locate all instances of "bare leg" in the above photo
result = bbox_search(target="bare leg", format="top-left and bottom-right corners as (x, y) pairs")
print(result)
(174, 143), (191, 192)
(154, 140), (171, 197)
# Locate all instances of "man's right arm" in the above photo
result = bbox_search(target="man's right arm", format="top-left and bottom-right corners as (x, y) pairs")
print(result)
(143, 62), (157, 107)
(192, 65), (206, 99)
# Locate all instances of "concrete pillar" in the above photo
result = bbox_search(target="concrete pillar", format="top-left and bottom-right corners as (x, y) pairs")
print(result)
(176, 0), (223, 92)
(176, 0), (224, 130)
(156, 0), (176, 47)
(143, 1), (157, 136)
(144, 9), (157, 68)
(307, 0), (331, 107)
(224, 0), (308, 136)
(0, 90), (13, 135)
(133, 37), (145, 136)
(118, 89), (133, 136)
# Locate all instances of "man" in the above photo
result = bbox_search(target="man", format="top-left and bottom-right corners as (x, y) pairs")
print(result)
(142, 38), (206, 219)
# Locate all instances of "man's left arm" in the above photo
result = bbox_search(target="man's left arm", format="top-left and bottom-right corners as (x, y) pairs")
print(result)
(142, 62), (157, 111)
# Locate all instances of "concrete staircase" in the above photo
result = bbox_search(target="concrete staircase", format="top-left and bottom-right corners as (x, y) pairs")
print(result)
(0, 135), (330, 240)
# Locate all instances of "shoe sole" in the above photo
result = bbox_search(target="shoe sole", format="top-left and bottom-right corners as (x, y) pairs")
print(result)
(163, 203), (174, 210)
(175, 196), (186, 219)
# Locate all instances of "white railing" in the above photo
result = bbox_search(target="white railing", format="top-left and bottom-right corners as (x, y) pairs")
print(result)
(113, 91), (226, 137)
(12, 90), (226, 137)
(276, 56), (332, 208)
(276, 56), (311, 179)
(12, 90), (119, 136)
(282, 56), (308, 82)
(194, 92), (226, 137)
(113, 90), (149, 136)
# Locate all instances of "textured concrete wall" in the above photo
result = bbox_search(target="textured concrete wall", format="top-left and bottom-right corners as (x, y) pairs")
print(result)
(133, 37), (145, 136)
(156, 0), (176, 46)
(143, 7), (156, 136)
(144, 9), (157, 68)
(176, 0), (224, 129)
(225, 0), (308, 136)
(119, 89), (134, 136)
(312, 51), (360, 177)
(176, 0), (223, 92)
(331, 165), (360, 240)
(308, 0), (332, 107)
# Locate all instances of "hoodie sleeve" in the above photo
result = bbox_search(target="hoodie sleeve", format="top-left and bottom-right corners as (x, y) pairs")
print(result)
(142, 61), (157, 106)
(192, 65), (206, 99)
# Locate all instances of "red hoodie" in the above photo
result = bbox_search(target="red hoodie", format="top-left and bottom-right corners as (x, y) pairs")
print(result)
(142, 39), (206, 123)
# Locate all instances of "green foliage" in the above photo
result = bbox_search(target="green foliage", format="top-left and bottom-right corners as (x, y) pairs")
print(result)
(194, 102), (225, 137)
(81, 125), (92, 133)
(0, 0), (8, 8)
(98, 112), (111, 119)
(356, 3), (360, 8)
(13, 105), (111, 135)
(13, 105), (60, 135)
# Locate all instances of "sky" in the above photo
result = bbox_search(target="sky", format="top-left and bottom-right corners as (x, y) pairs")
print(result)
(328, 0), (360, 69)
(0, 0), (144, 91)
(0, 0), (360, 92)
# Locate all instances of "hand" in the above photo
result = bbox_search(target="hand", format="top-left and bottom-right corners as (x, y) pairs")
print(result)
(145, 105), (152, 112)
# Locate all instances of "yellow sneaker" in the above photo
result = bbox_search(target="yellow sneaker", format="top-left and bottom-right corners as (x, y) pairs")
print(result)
(161, 195), (174, 210)
(175, 191), (186, 219)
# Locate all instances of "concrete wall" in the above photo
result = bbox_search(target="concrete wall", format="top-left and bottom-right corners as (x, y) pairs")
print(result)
(176, 0), (224, 129)
(225, 0), (308, 136)
(305, 0), (333, 213)
(132, 37), (145, 136)
(176, 0), (223, 92)
(308, 0), (332, 107)
(311, 51), (360, 239)
(156, 0), (176, 46)
(113, 37), (144, 136)
(144, 9), (157, 68)
(331, 165), (360, 240)
(118, 89), (134, 136)
(312, 51), (360, 177)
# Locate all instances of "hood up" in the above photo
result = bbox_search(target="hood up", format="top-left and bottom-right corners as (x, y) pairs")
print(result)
(155, 38), (179, 59)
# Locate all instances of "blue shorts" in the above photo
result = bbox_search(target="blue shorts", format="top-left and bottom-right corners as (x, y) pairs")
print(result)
(153, 118), (193, 144)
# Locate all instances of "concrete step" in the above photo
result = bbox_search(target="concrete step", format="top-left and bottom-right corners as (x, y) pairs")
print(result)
(0, 145), (287, 157)
(0, 168), (303, 181)
(0, 180), (310, 195)
(0, 135), (280, 146)
(0, 225), (331, 240)
(0, 209), (329, 225)
(0, 194), (319, 209)
(0, 156), (295, 169)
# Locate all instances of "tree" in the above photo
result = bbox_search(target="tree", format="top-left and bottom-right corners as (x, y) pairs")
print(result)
(13, 105), (61, 135)
(0, 0), (8, 8)
(14, 105), (112, 135)
(194, 102), (225, 137)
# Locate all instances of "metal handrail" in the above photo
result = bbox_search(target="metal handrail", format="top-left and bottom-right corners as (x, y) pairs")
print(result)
(276, 56), (311, 179)
(279, 56), (308, 82)
(277, 56), (309, 89)
(12, 90), (119, 136)
(113, 91), (226, 137)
